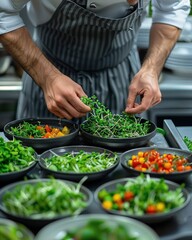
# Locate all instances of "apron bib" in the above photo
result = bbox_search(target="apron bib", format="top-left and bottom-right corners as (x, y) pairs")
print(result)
(16, 0), (149, 120)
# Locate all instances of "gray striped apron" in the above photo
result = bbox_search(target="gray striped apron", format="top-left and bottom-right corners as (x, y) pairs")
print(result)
(16, 0), (149, 121)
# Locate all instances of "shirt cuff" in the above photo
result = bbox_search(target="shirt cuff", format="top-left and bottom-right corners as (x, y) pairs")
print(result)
(0, 13), (25, 35)
(152, 9), (190, 29)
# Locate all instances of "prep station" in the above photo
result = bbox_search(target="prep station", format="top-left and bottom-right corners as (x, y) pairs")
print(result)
(1, 119), (192, 240)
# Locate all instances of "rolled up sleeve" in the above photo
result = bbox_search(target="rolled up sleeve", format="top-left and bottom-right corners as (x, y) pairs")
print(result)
(152, 0), (191, 29)
(0, 0), (30, 35)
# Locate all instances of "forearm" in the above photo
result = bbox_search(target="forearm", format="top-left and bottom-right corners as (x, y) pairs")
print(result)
(142, 23), (181, 77)
(0, 27), (60, 87)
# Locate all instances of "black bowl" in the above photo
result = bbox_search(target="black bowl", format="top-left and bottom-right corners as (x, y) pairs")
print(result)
(94, 177), (190, 224)
(4, 118), (79, 152)
(0, 178), (92, 229)
(120, 147), (192, 181)
(80, 118), (156, 150)
(0, 160), (37, 183)
(0, 218), (34, 240)
(0, 138), (38, 183)
(35, 214), (160, 240)
(39, 145), (119, 182)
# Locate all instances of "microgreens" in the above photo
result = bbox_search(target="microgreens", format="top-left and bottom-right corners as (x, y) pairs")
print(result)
(81, 96), (150, 138)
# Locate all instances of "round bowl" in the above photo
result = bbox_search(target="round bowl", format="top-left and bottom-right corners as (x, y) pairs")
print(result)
(0, 218), (34, 240)
(39, 145), (119, 182)
(4, 118), (79, 153)
(80, 117), (156, 150)
(35, 214), (160, 240)
(0, 178), (92, 229)
(120, 147), (192, 181)
(0, 161), (37, 183)
(0, 137), (38, 183)
(94, 176), (190, 224)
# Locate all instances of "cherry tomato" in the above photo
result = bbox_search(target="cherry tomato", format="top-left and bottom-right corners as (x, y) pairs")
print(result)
(146, 205), (157, 214)
(124, 191), (134, 201)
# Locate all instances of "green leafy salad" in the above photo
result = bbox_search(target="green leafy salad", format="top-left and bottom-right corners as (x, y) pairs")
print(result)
(0, 137), (35, 173)
(61, 219), (138, 240)
(2, 179), (88, 219)
(183, 136), (192, 151)
(0, 223), (33, 240)
(44, 150), (118, 173)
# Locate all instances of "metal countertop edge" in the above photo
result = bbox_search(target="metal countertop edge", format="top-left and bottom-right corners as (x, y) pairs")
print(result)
(163, 119), (189, 150)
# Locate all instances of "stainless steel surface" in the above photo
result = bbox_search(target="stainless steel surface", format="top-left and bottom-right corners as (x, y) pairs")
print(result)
(177, 126), (192, 140)
(163, 119), (189, 150)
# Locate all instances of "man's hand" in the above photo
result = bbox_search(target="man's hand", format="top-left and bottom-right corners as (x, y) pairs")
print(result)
(42, 73), (91, 119)
(125, 69), (162, 114)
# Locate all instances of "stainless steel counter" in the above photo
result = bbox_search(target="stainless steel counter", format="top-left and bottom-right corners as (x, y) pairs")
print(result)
(0, 131), (192, 240)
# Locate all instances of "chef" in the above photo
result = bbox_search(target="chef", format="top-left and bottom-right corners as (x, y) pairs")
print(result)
(0, 0), (190, 121)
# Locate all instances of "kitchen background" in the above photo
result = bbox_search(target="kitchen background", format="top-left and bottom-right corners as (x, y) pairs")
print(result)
(0, 3), (192, 130)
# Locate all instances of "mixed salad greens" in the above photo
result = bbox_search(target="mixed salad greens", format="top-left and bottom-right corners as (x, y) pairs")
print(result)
(0, 137), (36, 173)
(81, 95), (150, 138)
(0, 222), (33, 240)
(8, 121), (70, 138)
(183, 136), (192, 152)
(43, 150), (118, 173)
(2, 179), (88, 219)
(98, 175), (185, 215)
(61, 219), (138, 240)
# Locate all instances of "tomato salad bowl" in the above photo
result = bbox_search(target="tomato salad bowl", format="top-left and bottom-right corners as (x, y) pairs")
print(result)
(94, 175), (191, 224)
(120, 147), (192, 181)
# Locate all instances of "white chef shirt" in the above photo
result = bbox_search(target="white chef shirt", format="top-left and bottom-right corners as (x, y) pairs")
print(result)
(0, 0), (190, 35)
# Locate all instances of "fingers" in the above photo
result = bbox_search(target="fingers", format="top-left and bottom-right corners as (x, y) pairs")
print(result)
(47, 96), (91, 120)
(125, 92), (162, 114)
